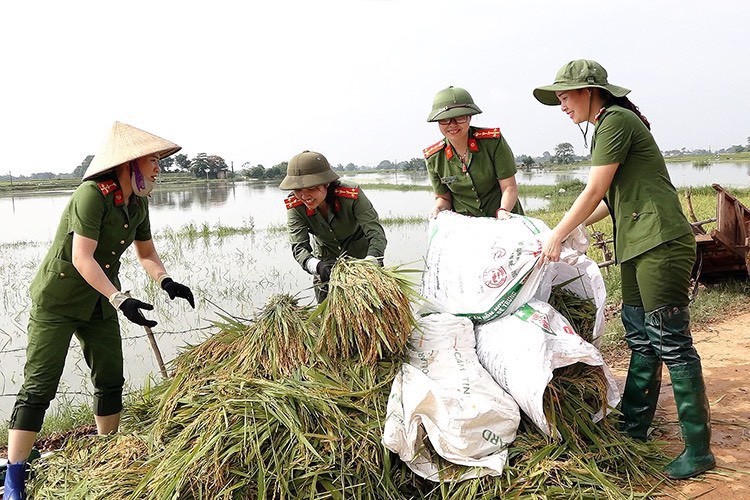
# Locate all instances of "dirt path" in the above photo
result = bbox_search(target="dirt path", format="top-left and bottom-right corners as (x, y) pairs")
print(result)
(609, 310), (750, 499)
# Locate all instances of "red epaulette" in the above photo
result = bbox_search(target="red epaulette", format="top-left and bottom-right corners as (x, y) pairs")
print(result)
(334, 186), (359, 200)
(97, 180), (125, 206)
(423, 140), (446, 159)
(284, 194), (304, 209)
(473, 127), (502, 140)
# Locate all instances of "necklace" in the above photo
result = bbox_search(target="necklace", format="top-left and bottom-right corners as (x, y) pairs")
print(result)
(457, 149), (470, 173)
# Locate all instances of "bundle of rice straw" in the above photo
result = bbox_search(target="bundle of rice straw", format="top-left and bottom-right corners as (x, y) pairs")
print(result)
(315, 257), (420, 365)
(548, 283), (597, 343)
(225, 293), (316, 378)
(154, 293), (315, 441)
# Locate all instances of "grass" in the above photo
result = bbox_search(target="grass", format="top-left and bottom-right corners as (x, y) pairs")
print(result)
(0, 174), (242, 194)
(665, 151), (750, 163)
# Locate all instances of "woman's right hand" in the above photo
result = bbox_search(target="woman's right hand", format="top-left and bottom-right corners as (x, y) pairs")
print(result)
(430, 197), (452, 219)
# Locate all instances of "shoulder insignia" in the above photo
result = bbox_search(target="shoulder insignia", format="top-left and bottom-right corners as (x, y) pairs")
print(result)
(97, 180), (125, 207)
(97, 180), (118, 195)
(334, 186), (359, 200)
(423, 140), (446, 158)
(473, 127), (502, 140)
(284, 194), (304, 209)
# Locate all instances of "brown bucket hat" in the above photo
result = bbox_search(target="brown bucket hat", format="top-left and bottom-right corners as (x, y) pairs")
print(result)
(83, 122), (181, 180)
(279, 150), (339, 190)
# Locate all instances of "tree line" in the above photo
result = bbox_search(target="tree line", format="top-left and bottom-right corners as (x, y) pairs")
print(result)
(4, 135), (749, 182)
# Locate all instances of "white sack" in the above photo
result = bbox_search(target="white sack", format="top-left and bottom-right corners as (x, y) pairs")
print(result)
(421, 212), (550, 323)
(475, 299), (620, 438)
(383, 313), (520, 481)
(533, 228), (607, 346)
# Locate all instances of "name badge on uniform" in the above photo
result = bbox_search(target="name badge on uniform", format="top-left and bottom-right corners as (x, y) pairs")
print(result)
(441, 175), (459, 185)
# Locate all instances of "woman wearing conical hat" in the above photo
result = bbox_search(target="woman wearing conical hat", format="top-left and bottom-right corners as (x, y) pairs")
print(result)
(3, 122), (195, 499)
(280, 150), (387, 303)
(534, 60), (715, 479)
(423, 86), (524, 220)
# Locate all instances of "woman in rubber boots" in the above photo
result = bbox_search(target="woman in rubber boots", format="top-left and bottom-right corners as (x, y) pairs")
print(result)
(424, 86), (523, 220)
(533, 59), (714, 479)
(3, 122), (195, 499)
(280, 150), (387, 302)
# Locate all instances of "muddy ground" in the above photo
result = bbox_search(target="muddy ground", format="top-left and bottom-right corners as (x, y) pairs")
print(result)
(608, 309), (750, 498)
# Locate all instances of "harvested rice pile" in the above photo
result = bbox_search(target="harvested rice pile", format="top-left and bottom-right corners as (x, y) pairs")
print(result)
(29, 261), (667, 499)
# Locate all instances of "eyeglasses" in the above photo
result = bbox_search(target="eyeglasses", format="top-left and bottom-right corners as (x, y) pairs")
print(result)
(437, 116), (470, 126)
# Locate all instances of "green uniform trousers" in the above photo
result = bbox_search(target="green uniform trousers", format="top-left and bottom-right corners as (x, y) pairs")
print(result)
(620, 232), (699, 365)
(10, 299), (125, 432)
(620, 232), (696, 310)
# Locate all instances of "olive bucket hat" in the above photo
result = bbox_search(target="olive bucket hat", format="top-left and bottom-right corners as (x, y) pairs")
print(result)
(83, 122), (181, 180)
(279, 150), (340, 190)
(427, 86), (482, 122)
(533, 59), (631, 106)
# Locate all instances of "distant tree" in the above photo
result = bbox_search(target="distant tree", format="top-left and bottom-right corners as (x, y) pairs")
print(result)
(173, 153), (190, 172)
(72, 155), (94, 177)
(264, 161), (288, 179)
(554, 142), (575, 164)
(189, 153), (229, 178)
(246, 165), (266, 179)
(334, 163), (345, 171)
(159, 156), (174, 172)
(377, 160), (394, 170)
(345, 162), (357, 171)
(517, 154), (534, 166)
(403, 157), (426, 171)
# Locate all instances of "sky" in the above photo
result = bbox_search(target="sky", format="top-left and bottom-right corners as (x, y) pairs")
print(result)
(2, 0), (748, 176)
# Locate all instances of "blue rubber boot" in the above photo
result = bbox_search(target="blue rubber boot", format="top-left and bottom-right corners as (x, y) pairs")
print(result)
(3, 461), (27, 500)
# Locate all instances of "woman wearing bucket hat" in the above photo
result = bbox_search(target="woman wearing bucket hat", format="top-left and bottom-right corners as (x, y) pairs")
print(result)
(534, 59), (715, 479)
(424, 86), (523, 219)
(280, 150), (387, 302)
(3, 122), (195, 499)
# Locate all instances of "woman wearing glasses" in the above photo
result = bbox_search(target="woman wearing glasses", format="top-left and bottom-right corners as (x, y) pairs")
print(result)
(424, 86), (523, 219)
(280, 150), (387, 303)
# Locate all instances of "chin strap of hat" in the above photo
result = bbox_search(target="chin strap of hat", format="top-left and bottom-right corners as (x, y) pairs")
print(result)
(577, 91), (594, 148)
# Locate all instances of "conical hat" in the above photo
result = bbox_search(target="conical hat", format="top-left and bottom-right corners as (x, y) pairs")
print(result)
(82, 122), (181, 180)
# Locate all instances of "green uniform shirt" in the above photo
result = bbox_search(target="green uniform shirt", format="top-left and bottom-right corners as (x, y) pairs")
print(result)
(425, 127), (523, 217)
(286, 181), (387, 268)
(29, 177), (152, 321)
(592, 105), (692, 263)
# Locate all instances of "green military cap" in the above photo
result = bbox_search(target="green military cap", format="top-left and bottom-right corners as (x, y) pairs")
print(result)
(427, 86), (482, 122)
(533, 59), (631, 106)
(279, 150), (340, 190)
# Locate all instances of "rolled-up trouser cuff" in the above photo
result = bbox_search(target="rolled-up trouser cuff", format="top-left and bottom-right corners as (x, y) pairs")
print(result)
(9, 405), (46, 432)
(94, 390), (124, 416)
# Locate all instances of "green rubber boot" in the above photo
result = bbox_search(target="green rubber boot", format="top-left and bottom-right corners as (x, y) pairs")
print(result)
(664, 361), (716, 479)
(620, 352), (662, 440)
(619, 305), (663, 440)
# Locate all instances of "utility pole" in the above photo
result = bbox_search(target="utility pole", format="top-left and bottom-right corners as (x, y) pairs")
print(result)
(8, 170), (13, 188)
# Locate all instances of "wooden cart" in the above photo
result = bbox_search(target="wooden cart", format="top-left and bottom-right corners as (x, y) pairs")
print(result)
(594, 184), (750, 281)
(692, 184), (750, 280)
